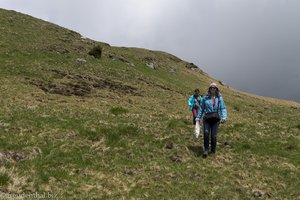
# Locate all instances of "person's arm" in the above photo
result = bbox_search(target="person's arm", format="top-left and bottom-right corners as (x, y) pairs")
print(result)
(188, 95), (194, 111)
(219, 97), (227, 122)
(199, 96), (203, 125)
(195, 98), (205, 121)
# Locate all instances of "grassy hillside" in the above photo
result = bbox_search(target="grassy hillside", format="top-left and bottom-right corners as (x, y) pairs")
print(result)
(0, 8), (299, 199)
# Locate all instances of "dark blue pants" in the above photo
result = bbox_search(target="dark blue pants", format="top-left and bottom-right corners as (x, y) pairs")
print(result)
(203, 121), (219, 152)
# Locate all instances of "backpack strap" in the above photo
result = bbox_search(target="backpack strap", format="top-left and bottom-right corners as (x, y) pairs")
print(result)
(217, 96), (220, 112)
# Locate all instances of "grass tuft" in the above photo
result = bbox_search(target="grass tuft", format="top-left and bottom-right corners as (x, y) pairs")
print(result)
(167, 119), (189, 129)
(0, 173), (10, 186)
(103, 125), (139, 147)
(109, 107), (129, 115)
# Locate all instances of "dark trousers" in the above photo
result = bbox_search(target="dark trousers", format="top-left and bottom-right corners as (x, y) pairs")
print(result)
(203, 121), (219, 152)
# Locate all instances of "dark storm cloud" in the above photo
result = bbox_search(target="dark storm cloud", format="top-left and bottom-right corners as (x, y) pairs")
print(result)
(1, 0), (299, 102)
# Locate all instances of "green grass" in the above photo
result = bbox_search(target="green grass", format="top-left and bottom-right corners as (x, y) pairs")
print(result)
(0, 173), (10, 186)
(109, 107), (129, 115)
(167, 119), (189, 129)
(0, 8), (299, 199)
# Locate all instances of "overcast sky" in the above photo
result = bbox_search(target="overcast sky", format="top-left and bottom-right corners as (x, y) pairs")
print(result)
(1, 0), (300, 102)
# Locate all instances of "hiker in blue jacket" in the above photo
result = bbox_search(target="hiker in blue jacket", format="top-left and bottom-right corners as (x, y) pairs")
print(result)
(188, 89), (203, 126)
(196, 83), (227, 158)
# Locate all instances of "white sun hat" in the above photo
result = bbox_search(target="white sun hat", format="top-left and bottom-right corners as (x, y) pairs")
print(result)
(209, 82), (218, 89)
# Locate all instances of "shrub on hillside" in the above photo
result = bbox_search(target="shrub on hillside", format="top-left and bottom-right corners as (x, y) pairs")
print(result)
(88, 45), (102, 59)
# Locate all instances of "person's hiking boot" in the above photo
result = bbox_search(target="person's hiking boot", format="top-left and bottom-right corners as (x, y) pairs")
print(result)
(210, 150), (216, 155)
(203, 150), (208, 158)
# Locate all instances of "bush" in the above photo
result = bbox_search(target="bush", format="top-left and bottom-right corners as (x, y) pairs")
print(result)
(88, 45), (102, 59)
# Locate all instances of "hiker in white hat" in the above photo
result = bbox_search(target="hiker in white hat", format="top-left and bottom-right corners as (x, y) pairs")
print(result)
(195, 82), (227, 158)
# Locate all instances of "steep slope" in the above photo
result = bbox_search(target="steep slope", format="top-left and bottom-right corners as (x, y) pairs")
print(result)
(0, 9), (299, 199)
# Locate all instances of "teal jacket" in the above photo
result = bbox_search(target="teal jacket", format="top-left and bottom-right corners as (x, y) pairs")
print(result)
(195, 93), (227, 121)
(188, 95), (203, 111)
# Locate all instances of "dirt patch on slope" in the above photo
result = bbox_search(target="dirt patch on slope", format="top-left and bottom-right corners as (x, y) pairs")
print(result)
(30, 69), (140, 97)
(0, 151), (25, 162)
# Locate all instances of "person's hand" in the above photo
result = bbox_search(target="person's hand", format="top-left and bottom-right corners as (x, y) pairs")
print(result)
(199, 119), (203, 126)
(221, 119), (226, 124)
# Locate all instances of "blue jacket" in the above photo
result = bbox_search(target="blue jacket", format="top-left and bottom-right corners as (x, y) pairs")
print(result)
(188, 95), (203, 111)
(196, 93), (227, 121)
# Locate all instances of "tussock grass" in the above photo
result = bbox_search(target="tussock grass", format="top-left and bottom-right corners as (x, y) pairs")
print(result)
(0, 173), (10, 186)
(109, 107), (129, 115)
(167, 119), (189, 129)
